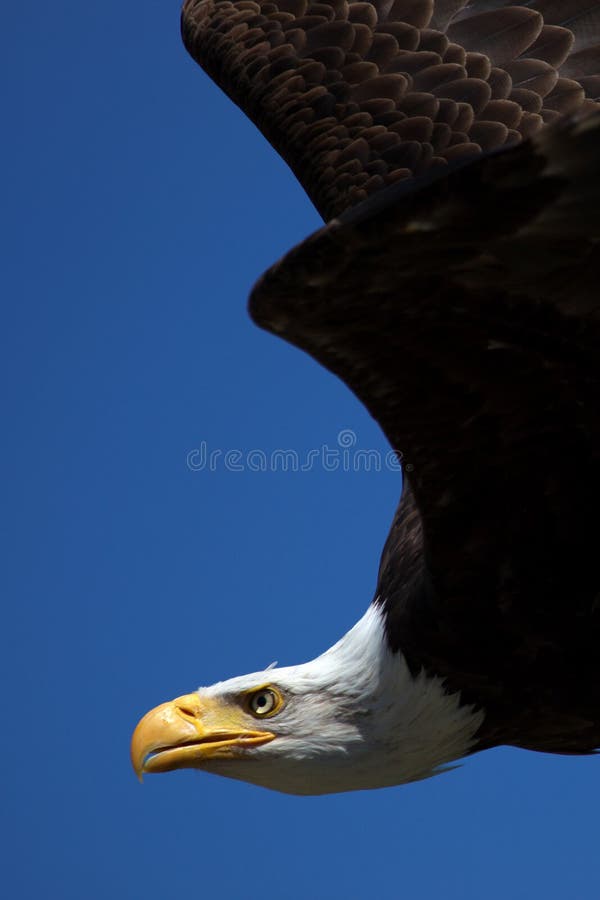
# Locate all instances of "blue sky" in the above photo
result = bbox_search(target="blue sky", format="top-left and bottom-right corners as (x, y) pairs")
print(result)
(5, 3), (598, 898)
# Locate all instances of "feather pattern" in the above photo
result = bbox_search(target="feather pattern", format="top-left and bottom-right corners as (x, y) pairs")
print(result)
(182, 0), (600, 218)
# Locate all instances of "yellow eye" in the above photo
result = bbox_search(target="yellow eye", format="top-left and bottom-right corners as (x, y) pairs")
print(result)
(247, 688), (280, 717)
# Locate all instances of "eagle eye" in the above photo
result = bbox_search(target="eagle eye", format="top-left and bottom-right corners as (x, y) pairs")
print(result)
(247, 688), (280, 717)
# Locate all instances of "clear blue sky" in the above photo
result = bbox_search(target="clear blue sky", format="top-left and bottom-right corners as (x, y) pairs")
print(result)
(5, 3), (598, 899)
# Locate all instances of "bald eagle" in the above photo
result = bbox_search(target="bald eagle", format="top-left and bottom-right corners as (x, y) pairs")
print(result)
(131, 0), (600, 794)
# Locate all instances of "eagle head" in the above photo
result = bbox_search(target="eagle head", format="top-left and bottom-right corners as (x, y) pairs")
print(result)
(131, 606), (482, 794)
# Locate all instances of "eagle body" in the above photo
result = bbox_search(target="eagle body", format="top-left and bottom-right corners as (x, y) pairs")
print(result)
(131, 0), (600, 793)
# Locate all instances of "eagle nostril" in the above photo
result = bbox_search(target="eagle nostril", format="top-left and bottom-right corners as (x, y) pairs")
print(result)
(175, 696), (202, 720)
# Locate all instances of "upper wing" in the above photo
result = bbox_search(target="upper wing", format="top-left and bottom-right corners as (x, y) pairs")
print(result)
(249, 114), (600, 594)
(182, 0), (600, 220)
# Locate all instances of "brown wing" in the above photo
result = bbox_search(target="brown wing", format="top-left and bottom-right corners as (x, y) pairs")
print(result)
(182, 0), (600, 219)
(249, 115), (600, 750)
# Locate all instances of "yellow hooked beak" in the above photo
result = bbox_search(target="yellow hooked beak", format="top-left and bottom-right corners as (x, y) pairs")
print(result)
(131, 693), (276, 781)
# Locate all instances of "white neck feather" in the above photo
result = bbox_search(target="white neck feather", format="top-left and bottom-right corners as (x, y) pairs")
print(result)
(287, 603), (484, 792)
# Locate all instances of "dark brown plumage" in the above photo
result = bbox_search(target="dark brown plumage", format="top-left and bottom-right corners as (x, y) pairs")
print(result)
(181, 0), (600, 756)
(182, 0), (600, 218)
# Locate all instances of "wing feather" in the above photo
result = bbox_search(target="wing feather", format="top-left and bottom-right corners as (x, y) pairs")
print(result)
(182, 0), (600, 218)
